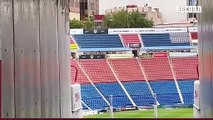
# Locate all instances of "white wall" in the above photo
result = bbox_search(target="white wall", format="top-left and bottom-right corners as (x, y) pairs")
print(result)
(99, 0), (187, 23)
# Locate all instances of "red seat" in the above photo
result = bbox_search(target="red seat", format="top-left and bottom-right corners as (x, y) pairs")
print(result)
(79, 59), (117, 83)
(70, 38), (75, 44)
(109, 58), (145, 82)
(140, 57), (173, 81)
(71, 60), (90, 84)
(171, 57), (198, 80)
(190, 32), (198, 40)
(121, 34), (141, 47)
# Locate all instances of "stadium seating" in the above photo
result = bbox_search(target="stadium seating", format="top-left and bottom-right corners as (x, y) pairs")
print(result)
(71, 57), (198, 108)
(140, 57), (174, 81)
(169, 32), (190, 44)
(178, 80), (195, 105)
(73, 34), (124, 48)
(71, 60), (90, 84)
(120, 34), (141, 47)
(95, 82), (132, 108)
(82, 103), (88, 110)
(79, 59), (117, 83)
(81, 84), (108, 109)
(109, 58), (145, 82)
(141, 33), (190, 47)
(171, 57), (198, 80)
(70, 38), (75, 44)
(123, 81), (154, 106)
(150, 81), (181, 105)
(190, 32), (198, 40)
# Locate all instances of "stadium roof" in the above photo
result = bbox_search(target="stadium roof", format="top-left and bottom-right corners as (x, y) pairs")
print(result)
(77, 47), (133, 52)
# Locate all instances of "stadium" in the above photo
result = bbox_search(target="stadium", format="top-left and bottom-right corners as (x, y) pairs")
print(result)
(70, 27), (199, 118)
(2, 0), (213, 118)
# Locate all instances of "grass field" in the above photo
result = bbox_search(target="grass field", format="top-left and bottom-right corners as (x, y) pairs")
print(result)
(84, 108), (193, 118)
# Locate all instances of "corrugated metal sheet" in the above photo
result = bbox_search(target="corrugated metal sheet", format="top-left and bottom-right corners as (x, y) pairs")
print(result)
(1, 0), (71, 118)
(39, 0), (60, 118)
(14, 0), (41, 117)
(58, 0), (72, 118)
(198, 0), (213, 118)
(0, 0), (15, 118)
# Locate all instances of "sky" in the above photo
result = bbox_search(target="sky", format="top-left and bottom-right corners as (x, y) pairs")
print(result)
(99, 0), (188, 23)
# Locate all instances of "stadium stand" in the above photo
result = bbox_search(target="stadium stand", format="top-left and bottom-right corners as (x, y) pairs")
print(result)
(140, 57), (174, 81)
(150, 81), (181, 105)
(70, 37), (75, 44)
(190, 32), (198, 40)
(141, 33), (190, 47)
(81, 84), (108, 109)
(70, 27), (199, 110)
(95, 82), (133, 108)
(71, 60), (90, 84)
(79, 59), (117, 83)
(82, 103), (88, 110)
(169, 32), (190, 44)
(178, 80), (195, 105)
(109, 58), (145, 82)
(120, 34), (142, 47)
(123, 81), (154, 106)
(72, 34), (124, 48)
(171, 57), (198, 80)
(71, 56), (198, 109)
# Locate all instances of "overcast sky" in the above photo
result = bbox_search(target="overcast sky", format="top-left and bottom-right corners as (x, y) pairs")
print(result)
(99, 0), (187, 23)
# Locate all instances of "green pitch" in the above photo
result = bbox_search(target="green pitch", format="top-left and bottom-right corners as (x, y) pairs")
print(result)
(84, 108), (193, 118)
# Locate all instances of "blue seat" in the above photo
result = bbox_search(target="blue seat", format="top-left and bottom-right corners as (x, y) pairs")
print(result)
(178, 80), (195, 105)
(150, 81), (181, 105)
(123, 81), (154, 106)
(73, 34), (123, 48)
(95, 83), (132, 108)
(81, 84), (108, 109)
(141, 33), (190, 47)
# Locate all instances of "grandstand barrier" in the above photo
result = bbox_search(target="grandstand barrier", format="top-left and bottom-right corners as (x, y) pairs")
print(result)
(169, 52), (198, 58)
(107, 54), (134, 59)
(71, 84), (83, 118)
(193, 80), (200, 118)
(70, 27), (197, 35)
(83, 110), (98, 116)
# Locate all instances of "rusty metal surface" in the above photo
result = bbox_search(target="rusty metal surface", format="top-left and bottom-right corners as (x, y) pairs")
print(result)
(198, 0), (213, 118)
(0, 0), (15, 118)
(39, 0), (60, 118)
(1, 0), (71, 118)
(14, 0), (41, 118)
(57, 0), (72, 118)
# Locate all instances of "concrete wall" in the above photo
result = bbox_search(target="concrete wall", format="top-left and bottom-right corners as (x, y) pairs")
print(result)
(198, 0), (213, 118)
(0, 0), (71, 118)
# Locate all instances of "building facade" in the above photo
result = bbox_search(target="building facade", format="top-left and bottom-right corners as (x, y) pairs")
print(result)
(69, 0), (80, 20)
(79, 0), (99, 20)
(69, 0), (99, 20)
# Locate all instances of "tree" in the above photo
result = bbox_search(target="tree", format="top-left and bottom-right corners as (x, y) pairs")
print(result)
(70, 16), (95, 29)
(70, 19), (83, 28)
(104, 10), (154, 28)
(82, 16), (95, 29)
